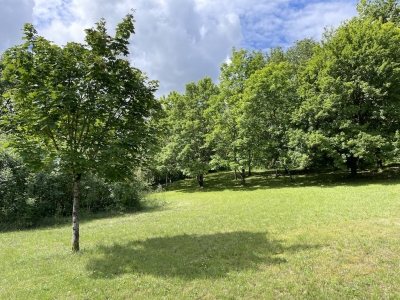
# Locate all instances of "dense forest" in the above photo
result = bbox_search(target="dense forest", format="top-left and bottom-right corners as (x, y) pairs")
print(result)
(1, 0), (400, 248)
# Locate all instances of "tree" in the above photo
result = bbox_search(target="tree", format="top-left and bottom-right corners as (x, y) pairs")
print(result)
(207, 48), (265, 183)
(285, 38), (318, 72)
(293, 17), (400, 175)
(159, 77), (218, 187)
(357, 0), (400, 25)
(242, 61), (297, 176)
(0, 13), (160, 251)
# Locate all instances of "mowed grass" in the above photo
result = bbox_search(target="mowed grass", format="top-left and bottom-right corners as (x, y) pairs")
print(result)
(2, 170), (400, 299)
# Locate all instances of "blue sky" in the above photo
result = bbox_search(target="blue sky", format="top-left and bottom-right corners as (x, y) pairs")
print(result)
(0, 0), (358, 97)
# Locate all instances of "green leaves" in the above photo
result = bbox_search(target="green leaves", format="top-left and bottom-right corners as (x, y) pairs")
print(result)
(293, 15), (400, 172)
(207, 48), (267, 172)
(357, 0), (400, 24)
(1, 13), (160, 181)
(155, 77), (218, 181)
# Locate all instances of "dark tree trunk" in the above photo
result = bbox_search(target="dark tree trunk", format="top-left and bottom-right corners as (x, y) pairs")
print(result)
(197, 174), (204, 188)
(376, 157), (383, 169)
(248, 165), (252, 177)
(72, 173), (81, 252)
(234, 169), (238, 180)
(285, 167), (292, 181)
(60, 202), (67, 217)
(240, 168), (245, 184)
(348, 155), (357, 177)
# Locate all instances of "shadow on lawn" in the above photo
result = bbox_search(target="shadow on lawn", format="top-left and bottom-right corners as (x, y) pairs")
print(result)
(86, 231), (321, 280)
(167, 168), (400, 193)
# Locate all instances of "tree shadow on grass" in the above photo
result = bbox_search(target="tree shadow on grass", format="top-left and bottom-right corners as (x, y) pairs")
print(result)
(167, 168), (400, 193)
(86, 231), (321, 280)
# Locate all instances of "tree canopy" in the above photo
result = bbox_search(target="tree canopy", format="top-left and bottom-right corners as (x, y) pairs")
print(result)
(157, 77), (218, 187)
(293, 17), (400, 175)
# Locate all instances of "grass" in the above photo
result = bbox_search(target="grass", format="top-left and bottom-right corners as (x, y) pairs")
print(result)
(2, 169), (400, 299)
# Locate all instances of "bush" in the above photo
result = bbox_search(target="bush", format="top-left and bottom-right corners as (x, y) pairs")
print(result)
(0, 151), (31, 226)
(0, 150), (147, 228)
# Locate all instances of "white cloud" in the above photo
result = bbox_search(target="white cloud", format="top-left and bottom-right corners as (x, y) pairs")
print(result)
(28, 0), (244, 96)
(237, 0), (358, 50)
(0, 0), (359, 97)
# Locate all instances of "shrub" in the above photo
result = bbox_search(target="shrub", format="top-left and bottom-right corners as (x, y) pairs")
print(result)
(0, 149), (147, 228)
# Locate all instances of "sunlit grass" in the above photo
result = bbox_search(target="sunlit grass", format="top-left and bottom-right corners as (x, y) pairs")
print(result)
(1, 170), (400, 299)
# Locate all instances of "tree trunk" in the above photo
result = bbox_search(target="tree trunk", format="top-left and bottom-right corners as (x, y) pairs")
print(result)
(240, 168), (245, 184)
(72, 173), (81, 252)
(248, 151), (252, 176)
(348, 155), (357, 177)
(197, 173), (204, 188)
(350, 164), (357, 177)
(376, 157), (383, 168)
(165, 172), (168, 189)
(287, 167), (292, 181)
(234, 169), (238, 180)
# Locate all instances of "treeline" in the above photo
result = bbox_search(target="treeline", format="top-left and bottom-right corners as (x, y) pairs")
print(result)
(149, 0), (400, 186)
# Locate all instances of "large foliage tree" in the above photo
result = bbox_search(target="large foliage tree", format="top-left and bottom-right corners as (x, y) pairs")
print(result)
(293, 16), (400, 175)
(0, 13), (160, 251)
(207, 48), (265, 182)
(158, 77), (218, 187)
(241, 61), (296, 175)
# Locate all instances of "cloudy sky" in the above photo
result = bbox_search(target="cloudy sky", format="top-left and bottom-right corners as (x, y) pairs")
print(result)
(1, 0), (358, 97)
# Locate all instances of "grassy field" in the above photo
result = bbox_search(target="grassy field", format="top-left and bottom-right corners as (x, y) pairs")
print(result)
(2, 170), (400, 299)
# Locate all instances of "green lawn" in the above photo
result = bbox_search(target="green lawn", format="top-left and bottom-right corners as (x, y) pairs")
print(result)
(2, 170), (400, 299)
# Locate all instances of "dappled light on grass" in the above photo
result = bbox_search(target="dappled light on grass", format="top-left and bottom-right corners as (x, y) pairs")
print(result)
(86, 231), (320, 280)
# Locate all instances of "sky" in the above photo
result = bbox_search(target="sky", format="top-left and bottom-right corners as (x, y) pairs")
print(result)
(0, 0), (358, 97)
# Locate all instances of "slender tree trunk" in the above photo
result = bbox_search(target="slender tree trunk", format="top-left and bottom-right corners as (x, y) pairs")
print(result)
(234, 151), (238, 180)
(350, 164), (357, 177)
(348, 155), (357, 177)
(240, 168), (245, 184)
(165, 171), (168, 189)
(197, 174), (204, 188)
(248, 150), (252, 176)
(287, 168), (292, 181)
(376, 157), (383, 169)
(72, 173), (81, 252)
